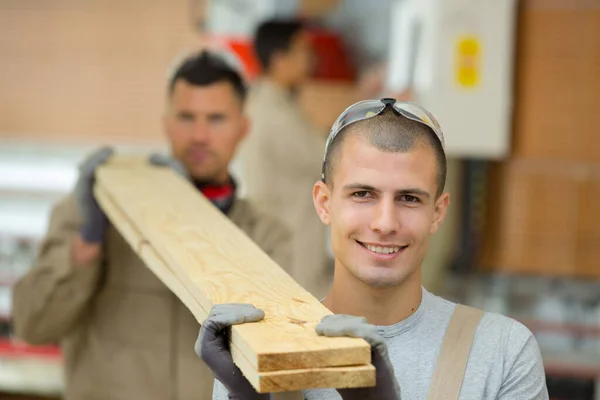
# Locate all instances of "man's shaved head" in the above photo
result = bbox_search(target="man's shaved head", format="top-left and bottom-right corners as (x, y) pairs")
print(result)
(323, 109), (447, 197)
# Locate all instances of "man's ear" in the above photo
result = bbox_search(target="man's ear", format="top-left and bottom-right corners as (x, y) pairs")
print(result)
(313, 180), (332, 226)
(430, 192), (450, 234)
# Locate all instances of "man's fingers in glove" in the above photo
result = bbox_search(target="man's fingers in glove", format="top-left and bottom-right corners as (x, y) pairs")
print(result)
(148, 153), (171, 166)
(79, 147), (114, 178)
(200, 304), (265, 340)
(316, 314), (387, 351)
(195, 303), (265, 358)
(208, 303), (265, 325)
(148, 153), (189, 179)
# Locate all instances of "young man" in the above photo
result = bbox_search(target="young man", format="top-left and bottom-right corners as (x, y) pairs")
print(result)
(197, 98), (549, 399)
(237, 19), (332, 299)
(11, 51), (292, 400)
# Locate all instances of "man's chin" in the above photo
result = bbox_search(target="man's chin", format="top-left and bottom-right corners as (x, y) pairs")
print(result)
(354, 271), (405, 289)
(186, 168), (216, 183)
(349, 263), (415, 289)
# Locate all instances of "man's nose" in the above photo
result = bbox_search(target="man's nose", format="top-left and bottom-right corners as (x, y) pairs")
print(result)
(190, 122), (210, 143)
(370, 199), (399, 236)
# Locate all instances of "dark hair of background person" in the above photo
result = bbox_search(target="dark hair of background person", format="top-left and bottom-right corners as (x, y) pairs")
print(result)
(168, 50), (247, 103)
(254, 19), (305, 71)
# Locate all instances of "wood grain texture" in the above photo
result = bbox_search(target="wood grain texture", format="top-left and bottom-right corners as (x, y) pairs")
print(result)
(94, 157), (375, 392)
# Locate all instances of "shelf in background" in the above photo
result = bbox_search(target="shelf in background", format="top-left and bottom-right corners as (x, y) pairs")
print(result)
(0, 339), (61, 361)
(0, 339), (63, 396)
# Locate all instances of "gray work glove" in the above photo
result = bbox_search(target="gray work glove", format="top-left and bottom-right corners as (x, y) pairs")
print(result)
(74, 147), (114, 244)
(148, 153), (190, 180)
(195, 304), (269, 400)
(316, 315), (401, 400)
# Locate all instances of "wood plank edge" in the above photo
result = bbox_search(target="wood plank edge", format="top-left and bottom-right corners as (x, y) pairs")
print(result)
(255, 345), (372, 372)
(255, 364), (376, 393)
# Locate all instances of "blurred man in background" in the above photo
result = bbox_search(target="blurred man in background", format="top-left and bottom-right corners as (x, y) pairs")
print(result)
(238, 19), (332, 299)
(11, 50), (291, 400)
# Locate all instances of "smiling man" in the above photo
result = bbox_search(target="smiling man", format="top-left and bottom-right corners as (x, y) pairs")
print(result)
(198, 98), (549, 400)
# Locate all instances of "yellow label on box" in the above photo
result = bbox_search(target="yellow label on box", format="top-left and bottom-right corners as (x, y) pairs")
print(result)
(456, 36), (481, 88)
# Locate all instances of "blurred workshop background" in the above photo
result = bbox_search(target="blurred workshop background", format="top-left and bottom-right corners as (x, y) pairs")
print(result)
(0, 0), (599, 399)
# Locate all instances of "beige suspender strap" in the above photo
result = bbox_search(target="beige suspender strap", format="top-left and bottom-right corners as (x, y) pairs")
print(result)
(427, 304), (484, 400)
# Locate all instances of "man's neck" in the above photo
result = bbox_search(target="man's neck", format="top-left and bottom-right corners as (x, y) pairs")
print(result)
(266, 74), (296, 94)
(193, 177), (236, 214)
(323, 266), (423, 326)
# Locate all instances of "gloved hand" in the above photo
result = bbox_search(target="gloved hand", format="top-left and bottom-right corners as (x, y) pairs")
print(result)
(195, 304), (269, 400)
(74, 147), (114, 244)
(148, 153), (190, 180)
(316, 315), (401, 400)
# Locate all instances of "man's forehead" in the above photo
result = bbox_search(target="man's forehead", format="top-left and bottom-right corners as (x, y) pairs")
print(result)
(338, 133), (436, 161)
(334, 136), (438, 189)
(170, 80), (240, 109)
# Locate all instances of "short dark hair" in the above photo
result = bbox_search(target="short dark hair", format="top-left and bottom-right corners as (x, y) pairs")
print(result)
(324, 109), (447, 198)
(168, 50), (247, 102)
(254, 19), (305, 71)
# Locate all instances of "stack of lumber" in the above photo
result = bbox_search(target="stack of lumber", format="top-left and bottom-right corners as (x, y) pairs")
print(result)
(94, 156), (375, 393)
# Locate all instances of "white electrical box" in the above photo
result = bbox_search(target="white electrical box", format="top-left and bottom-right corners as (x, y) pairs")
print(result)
(387, 0), (518, 158)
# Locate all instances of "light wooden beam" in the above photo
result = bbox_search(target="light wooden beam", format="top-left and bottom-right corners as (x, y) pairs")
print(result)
(94, 157), (375, 393)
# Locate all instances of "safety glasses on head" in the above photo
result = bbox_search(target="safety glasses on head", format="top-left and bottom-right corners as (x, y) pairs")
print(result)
(321, 98), (445, 181)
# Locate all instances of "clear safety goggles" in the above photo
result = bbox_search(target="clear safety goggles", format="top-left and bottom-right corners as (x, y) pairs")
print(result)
(321, 98), (446, 181)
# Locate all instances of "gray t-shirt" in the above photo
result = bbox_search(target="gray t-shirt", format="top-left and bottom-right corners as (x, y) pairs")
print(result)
(213, 289), (549, 400)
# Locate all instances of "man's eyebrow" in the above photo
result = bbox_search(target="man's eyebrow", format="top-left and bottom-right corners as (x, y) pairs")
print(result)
(398, 188), (431, 199)
(342, 183), (377, 191)
(342, 184), (431, 199)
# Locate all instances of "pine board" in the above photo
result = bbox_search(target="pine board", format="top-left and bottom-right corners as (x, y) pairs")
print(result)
(93, 158), (375, 392)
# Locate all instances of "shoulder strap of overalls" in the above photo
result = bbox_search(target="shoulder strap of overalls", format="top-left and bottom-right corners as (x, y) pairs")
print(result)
(427, 304), (484, 400)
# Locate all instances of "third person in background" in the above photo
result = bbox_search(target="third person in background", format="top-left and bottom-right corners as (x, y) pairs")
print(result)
(239, 18), (404, 298)
(238, 19), (331, 298)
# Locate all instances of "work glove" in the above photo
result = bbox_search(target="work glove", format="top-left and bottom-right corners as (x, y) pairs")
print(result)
(195, 304), (269, 400)
(148, 153), (190, 180)
(316, 315), (401, 400)
(74, 146), (114, 244)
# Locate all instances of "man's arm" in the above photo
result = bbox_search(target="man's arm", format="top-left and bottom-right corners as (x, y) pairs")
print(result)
(11, 196), (104, 344)
(12, 147), (113, 345)
(497, 321), (549, 399)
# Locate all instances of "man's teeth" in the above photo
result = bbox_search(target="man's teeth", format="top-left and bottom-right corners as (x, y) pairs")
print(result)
(364, 244), (402, 254)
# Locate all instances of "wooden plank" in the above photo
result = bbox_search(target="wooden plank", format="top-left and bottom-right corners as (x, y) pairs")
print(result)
(94, 158), (375, 392)
(95, 184), (374, 392)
